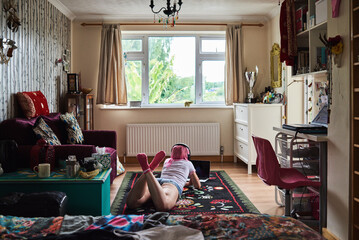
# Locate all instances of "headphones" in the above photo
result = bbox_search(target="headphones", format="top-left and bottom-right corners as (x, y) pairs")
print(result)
(171, 143), (191, 160)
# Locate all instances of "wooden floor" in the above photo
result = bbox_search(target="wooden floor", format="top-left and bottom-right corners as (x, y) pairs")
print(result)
(110, 161), (284, 216)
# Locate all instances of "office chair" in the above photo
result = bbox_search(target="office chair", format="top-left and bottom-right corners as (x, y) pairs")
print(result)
(252, 135), (321, 216)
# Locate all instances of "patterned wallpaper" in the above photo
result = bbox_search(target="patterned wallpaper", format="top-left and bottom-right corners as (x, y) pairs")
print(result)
(0, 0), (71, 122)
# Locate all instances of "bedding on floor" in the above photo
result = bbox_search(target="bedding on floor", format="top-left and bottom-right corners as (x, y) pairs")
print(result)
(0, 213), (324, 240)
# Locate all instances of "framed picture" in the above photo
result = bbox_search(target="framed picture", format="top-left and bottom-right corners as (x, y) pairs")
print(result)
(67, 73), (79, 93)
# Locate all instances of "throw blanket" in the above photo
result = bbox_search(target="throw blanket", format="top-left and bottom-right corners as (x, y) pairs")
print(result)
(166, 213), (325, 240)
(0, 215), (63, 239)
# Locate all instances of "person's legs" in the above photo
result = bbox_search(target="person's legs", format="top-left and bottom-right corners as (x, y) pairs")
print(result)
(127, 152), (178, 211)
(126, 153), (152, 209)
(149, 151), (166, 171)
(144, 172), (179, 211)
(125, 173), (152, 209)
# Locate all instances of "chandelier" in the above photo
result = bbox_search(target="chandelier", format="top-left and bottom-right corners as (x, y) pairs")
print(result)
(149, 0), (183, 27)
(0, 38), (17, 64)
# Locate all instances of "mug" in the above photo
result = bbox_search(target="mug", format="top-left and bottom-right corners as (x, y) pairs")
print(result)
(33, 163), (51, 178)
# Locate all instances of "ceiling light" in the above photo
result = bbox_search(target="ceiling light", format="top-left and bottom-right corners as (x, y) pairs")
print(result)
(149, 0), (183, 27)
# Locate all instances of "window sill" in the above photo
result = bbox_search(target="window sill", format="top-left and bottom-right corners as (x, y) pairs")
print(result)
(100, 104), (233, 110)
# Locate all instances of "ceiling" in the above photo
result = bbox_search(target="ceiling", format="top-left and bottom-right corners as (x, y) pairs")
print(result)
(51, 0), (280, 23)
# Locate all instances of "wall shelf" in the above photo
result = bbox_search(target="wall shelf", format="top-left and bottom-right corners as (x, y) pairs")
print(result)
(292, 70), (328, 80)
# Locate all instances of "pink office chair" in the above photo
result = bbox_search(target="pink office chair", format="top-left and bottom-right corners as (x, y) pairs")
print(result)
(252, 135), (321, 216)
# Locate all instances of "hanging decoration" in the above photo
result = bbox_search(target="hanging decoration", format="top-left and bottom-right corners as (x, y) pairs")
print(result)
(320, 34), (343, 68)
(3, 0), (21, 32)
(0, 38), (17, 64)
(149, 0), (183, 28)
(55, 49), (70, 72)
(332, 0), (341, 18)
(318, 34), (344, 122)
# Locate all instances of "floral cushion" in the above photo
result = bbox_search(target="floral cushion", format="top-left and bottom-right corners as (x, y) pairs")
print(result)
(32, 117), (61, 145)
(60, 112), (84, 144)
(17, 91), (49, 119)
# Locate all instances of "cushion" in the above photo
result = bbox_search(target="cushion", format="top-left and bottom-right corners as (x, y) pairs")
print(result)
(17, 91), (49, 119)
(32, 117), (61, 145)
(60, 112), (84, 144)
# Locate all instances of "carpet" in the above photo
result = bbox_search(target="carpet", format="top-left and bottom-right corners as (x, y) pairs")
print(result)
(111, 170), (259, 215)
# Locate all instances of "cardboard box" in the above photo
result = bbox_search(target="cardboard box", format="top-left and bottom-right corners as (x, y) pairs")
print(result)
(315, 0), (327, 25)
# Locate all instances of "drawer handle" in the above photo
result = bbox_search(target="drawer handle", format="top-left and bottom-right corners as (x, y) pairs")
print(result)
(240, 110), (243, 112)
(240, 128), (243, 130)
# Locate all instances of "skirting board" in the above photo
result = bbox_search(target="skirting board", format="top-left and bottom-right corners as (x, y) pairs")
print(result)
(322, 228), (340, 240)
(119, 156), (235, 164)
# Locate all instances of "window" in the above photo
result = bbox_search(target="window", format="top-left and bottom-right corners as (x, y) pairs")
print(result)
(123, 33), (225, 106)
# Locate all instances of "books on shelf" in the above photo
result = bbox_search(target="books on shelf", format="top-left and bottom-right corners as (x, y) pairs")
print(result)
(296, 5), (308, 33)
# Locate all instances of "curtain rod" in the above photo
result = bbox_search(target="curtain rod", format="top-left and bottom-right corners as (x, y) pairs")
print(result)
(81, 22), (264, 27)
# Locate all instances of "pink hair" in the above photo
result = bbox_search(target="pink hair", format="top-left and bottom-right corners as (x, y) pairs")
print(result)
(170, 145), (189, 160)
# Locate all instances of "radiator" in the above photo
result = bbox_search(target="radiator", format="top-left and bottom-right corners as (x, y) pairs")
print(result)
(126, 123), (220, 157)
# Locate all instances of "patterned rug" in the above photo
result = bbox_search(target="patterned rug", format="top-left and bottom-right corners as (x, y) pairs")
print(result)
(111, 170), (259, 215)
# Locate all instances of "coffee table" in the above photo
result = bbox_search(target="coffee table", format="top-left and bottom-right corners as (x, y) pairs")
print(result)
(0, 168), (111, 216)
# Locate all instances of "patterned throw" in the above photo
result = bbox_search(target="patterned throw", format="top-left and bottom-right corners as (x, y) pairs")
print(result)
(0, 215), (63, 239)
(86, 215), (144, 232)
(111, 170), (259, 215)
(166, 213), (324, 240)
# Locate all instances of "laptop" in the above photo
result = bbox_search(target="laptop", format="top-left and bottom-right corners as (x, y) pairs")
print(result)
(282, 105), (328, 134)
(189, 160), (210, 182)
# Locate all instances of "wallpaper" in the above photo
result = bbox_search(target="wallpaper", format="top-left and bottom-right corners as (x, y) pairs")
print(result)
(0, 0), (71, 121)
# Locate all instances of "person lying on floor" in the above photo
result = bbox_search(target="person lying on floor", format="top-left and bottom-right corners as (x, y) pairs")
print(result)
(126, 145), (201, 211)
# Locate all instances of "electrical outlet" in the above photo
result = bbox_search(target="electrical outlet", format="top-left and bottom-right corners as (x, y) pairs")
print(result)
(220, 146), (224, 154)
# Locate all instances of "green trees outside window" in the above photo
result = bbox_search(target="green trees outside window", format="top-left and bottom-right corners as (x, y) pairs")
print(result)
(123, 35), (225, 105)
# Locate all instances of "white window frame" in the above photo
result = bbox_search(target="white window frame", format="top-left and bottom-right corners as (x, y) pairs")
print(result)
(122, 33), (225, 107)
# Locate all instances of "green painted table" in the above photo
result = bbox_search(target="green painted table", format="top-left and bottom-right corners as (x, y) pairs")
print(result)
(0, 168), (111, 216)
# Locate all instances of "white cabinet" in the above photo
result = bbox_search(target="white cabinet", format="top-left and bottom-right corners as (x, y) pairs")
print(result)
(233, 103), (283, 174)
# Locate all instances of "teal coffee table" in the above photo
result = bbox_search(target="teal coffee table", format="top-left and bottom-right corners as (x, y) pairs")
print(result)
(0, 168), (111, 216)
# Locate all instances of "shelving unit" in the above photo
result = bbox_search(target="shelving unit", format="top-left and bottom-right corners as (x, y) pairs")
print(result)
(293, 0), (328, 76)
(351, 0), (359, 238)
(65, 93), (94, 130)
(290, 0), (328, 123)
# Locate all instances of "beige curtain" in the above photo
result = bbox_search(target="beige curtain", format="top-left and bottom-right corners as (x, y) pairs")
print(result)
(97, 24), (127, 105)
(225, 25), (245, 105)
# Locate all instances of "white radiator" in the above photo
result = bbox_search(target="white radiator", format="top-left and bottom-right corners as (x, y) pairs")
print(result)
(126, 123), (220, 157)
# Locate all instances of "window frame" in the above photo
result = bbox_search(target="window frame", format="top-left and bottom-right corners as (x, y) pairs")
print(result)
(122, 33), (225, 107)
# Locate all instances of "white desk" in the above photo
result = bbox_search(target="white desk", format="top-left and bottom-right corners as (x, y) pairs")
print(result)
(273, 127), (327, 232)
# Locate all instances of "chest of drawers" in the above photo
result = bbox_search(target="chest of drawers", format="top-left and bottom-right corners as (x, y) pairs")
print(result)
(234, 103), (283, 174)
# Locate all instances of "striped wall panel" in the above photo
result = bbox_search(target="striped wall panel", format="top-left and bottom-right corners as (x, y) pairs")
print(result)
(0, 0), (71, 121)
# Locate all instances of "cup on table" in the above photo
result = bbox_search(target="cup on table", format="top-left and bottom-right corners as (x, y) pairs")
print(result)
(33, 163), (51, 178)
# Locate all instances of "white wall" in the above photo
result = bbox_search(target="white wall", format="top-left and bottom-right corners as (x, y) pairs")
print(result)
(327, 0), (350, 238)
(71, 22), (270, 158)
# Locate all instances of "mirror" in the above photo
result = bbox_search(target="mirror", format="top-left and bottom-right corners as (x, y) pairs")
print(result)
(271, 43), (282, 88)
